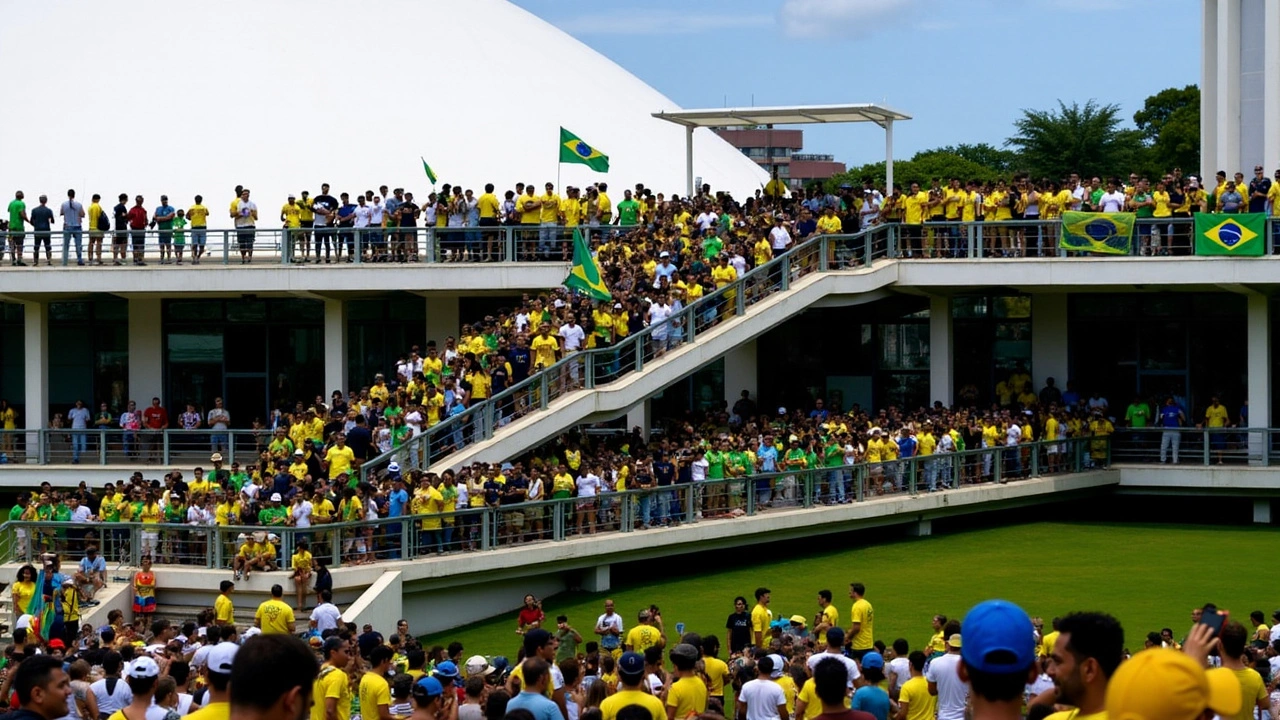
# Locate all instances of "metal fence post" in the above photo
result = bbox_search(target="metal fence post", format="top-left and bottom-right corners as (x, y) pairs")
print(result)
(993, 449), (1003, 484)
(553, 503), (564, 542)
(780, 254), (791, 291)
(909, 458), (918, 495)
(99, 429), (107, 464)
(163, 432), (171, 464)
(481, 511), (491, 551)
(1202, 429), (1210, 466)
(585, 353), (596, 389)
(540, 373), (550, 410)
(354, 231), (363, 264)
(802, 471), (814, 509)
(1030, 442), (1040, 477)
(504, 227), (517, 262)
(745, 478), (756, 516)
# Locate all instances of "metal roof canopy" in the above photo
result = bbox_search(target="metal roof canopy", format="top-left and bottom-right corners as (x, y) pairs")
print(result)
(652, 103), (912, 197)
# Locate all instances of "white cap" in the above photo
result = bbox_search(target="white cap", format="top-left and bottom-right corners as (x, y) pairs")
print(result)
(128, 656), (160, 679)
(15, 614), (32, 630)
(553, 299), (565, 308)
(268, 533), (279, 542)
(236, 533), (248, 541)
(270, 492), (282, 502)
(465, 655), (494, 676)
(61, 577), (75, 586)
(659, 251), (671, 258)
(207, 642), (239, 674)
(387, 462), (400, 473)
(242, 627), (262, 639)
(777, 407), (786, 415)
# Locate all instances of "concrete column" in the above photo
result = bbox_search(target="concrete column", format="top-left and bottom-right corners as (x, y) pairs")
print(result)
(1247, 294), (1271, 464)
(626, 399), (651, 442)
(907, 518), (932, 536)
(1254, 499), (1271, 524)
(127, 298), (164, 408)
(723, 340), (758, 409)
(581, 564), (610, 593)
(426, 296), (460, 350)
(1202, 0), (1219, 179)
(1032, 294), (1069, 393)
(23, 303), (48, 460)
(1217, 0), (1241, 178)
(1266, 0), (1280, 174)
(929, 296), (953, 406)
(324, 299), (349, 397)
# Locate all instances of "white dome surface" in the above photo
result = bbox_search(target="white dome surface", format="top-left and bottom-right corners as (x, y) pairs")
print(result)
(0, 0), (768, 227)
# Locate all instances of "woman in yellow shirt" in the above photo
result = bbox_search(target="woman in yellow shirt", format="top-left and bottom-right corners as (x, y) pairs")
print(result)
(0, 400), (17, 457)
(10, 564), (36, 626)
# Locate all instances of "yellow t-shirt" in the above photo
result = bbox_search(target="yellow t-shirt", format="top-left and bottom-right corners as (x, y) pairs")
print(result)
(850, 598), (874, 650)
(519, 194), (541, 224)
(531, 334), (559, 369)
(188, 204), (210, 228)
(292, 550), (313, 571)
(702, 656), (729, 696)
(561, 198), (583, 226)
(311, 666), (352, 720)
(711, 264), (737, 289)
(1227, 668), (1267, 720)
(797, 678), (850, 719)
(298, 197), (314, 222)
(255, 598), (296, 634)
(184, 702), (229, 720)
(358, 671), (392, 720)
(477, 192), (501, 219)
(214, 594), (235, 625)
(1152, 191), (1172, 218)
(312, 498), (334, 523)
(817, 215), (842, 234)
(539, 193), (561, 223)
(281, 203), (302, 228)
(1040, 630), (1060, 658)
(625, 624), (662, 653)
(820, 604), (839, 628)
(140, 502), (162, 524)
(898, 676), (936, 720)
(751, 603), (772, 636)
(325, 445), (356, 478)
(1205, 404), (1229, 428)
(903, 192), (929, 224)
(666, 676), (708, 720)
(1043, 710), (1106, 720)
(776, 676), (798, 716)
(601, 690), (665, 720)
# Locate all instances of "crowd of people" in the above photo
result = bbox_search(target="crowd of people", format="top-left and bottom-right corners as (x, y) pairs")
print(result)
(0, 552), (1267, 720)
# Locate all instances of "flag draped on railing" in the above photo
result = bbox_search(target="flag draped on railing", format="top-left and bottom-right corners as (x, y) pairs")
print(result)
(1195, 212), (1265, 256)
(1059, 211), (1135, 255)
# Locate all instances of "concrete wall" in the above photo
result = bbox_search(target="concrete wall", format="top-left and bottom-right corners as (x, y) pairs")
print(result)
(343, 570), (403, 633)
(405, 573), (567, 636)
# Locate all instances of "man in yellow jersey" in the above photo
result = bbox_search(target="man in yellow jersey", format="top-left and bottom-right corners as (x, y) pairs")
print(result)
(537, 183), (561, 259)
(896, 651), (936, 720)
(751, 587), (773, 648)
(1040, 612), (1123, 720)
(254, 584), (296, 635)
(901, 182), (929, 258)
(600, 652), (666, 720)
(666, 643), (708, 720)
(625, 609), (664, 653)
(214, 579), (236, 626)
(848, 582), (875, 659)
(1202, 395), (1231, 465)
(476, 183), (502, 261)
(359, 646), (395, 720)
(228, 635), (319, 720)
(815, 589), (839, 635)
(311, 638), (353, 720)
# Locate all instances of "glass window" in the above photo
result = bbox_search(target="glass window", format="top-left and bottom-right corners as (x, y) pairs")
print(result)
(169, 333), (223, 363)
(993, 296), (1031, 319)
(1141, 295), (1189, 317)
(167, 301), (222, 322)
(1139, 321), (1186, 370)
(226, 301), (267, 323)
(879, 324), (930, 370)
(952, 297), (988, 319)
(1072, 295), (1137, 318)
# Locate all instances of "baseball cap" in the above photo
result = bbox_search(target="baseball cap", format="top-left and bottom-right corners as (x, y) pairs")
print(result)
(617, 651), (646, 677)
(959, 600), (1035, 674)
(434, 661), (459, 679)
(270, 493), (282, 502)
(767, 654), (785, 679)
(414, 676), (445, 698)
(465, 655), (494, 676)
(15, 614), (31, 630)
(789, 615), (807, 626)
(947, 633), (962, 648)
(669, 643), (699, 661)
(659, 251), (670, 257)
(1105, 648), (1240, 720)
(294, 449), (304, 456)
(62, 577), (75, 586)
(128, 656), (161, 679)
(860, 651), (884, 670)
(388, 462), (400, 473)
(48, 638), (65, 650)
(210, 453), (223, 462)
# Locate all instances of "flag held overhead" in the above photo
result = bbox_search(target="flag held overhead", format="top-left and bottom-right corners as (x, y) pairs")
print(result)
(559, 127), (610, 173)
(421, 157), (438, 185)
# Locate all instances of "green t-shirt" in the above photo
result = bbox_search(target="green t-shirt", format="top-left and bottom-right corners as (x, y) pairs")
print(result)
(8, 505), (23, 521)
(8, 199), (26, 228)
(824, 443), (843, 468)
(230, 471), (249, 492)
(705, 450), (725, 480)
(35, 505), (52, 521)
(1133, 192), (1155, 218)
(727, 450), (750, 477)
(165, 503), (185, 523)
(702, 235), (723, 260)
(53, 504), (71, 522)
(100, 496), (120, 522)
(173, 216), (187, 242)
(785, 448), (808, 469)
(258, 506), (288, 526)
(1125, 403), (1151, 428)
(616, 199), (640, 226)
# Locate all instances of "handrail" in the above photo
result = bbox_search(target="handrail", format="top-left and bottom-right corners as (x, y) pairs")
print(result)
(0, 435), (1107, 569)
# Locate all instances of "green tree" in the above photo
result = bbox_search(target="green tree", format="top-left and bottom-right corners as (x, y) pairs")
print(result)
(1133, 85), (1200, 175)
(828, 148), (1006, 191)
(1006, 100), (1141, 180)
(930, 143), (1020, 174)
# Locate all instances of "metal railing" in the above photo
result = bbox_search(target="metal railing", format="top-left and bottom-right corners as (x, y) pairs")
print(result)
(0, 436), (1104, 568)
(0, 225), (642, 267)
(0, 428), (284, 467)
(1109, 426), (1280, 466)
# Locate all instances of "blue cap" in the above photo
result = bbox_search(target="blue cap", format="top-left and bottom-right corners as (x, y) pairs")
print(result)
(415, 677), (444, 697)
(960, 600), (1036, 674)
(860, 651), (884, 670)
(434, 661), (459, 679)
(618, 651), (645, 676)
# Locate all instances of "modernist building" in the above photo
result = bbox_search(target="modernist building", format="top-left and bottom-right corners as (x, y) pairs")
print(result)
(1201, 0), (1280, 178)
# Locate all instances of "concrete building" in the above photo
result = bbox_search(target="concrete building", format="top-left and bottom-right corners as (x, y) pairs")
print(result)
(713, 128), (847, 188)
(1201, 0), (1280, 178)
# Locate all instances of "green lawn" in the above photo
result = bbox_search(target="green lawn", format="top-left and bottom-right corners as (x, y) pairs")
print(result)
(422, 521), (1276, 656)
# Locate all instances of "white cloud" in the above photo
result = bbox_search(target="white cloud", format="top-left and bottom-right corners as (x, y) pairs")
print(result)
(779, 0), (918, 39)
(554, 10), (773, 36)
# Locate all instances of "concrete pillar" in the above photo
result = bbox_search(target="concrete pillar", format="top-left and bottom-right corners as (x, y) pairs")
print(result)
(1254, 499), (1271, 524)
(581, 564), (610, 593)
(127, 298), (164, 407)
(723, 340), (758, 409)
(23, 302), (48, 460)
(1202, 0), (1219, 179)
(426, 296), (460, 350)
(907, 518), (932, 537)
(928, 296), (953, 406)
(1032, 294), (1069, 394)
(626, 399), (651, 442)
(1247, 294), (1271, 464)
(324, 299), (349, 396)
(1216, 0), (1241, 178)
(1265, 0), (1280, 173)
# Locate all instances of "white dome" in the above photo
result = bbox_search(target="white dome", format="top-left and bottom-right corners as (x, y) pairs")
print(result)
(0, 0), (768, 226)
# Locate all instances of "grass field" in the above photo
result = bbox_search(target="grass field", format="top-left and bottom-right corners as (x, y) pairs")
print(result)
(421, 521), (1277, 656)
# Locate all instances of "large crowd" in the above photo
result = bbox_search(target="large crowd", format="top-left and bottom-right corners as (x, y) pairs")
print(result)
(0, 547), (1268, 720)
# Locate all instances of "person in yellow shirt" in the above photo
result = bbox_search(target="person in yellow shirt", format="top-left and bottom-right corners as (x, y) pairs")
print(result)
(848, 583), (875, 655)
(312, 638), (354, 720)
(600, 652), (666, 720)
(530, 324), (560, 372)
(477, 183), (502, 261)
(896, 652), (936, 720)
(538, 182), (562, 258)
(281, 195), (302, 261)
(815, 590), (840, 634)
(288, 450), (309, 482)
(1203, 395), (1231, 465)
(666, 643), (708, 720)
(291, 538), (314, 610)
(751, 588), (773, 647)
(901, 182), (929, 258)
(816, 206), (842, 235)
(324, 435), (356, 480)
(700, 638), (731, 707)
(254, 584), (296, 635)
(360, 646), (395, 720)
(624, 610), (664, 653)
(214, 579), (236, 626)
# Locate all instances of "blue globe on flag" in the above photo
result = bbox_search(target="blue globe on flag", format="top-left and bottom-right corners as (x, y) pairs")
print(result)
(575, 142), (592, 157)
(1084, 220), (1116, 241)
(1217, 222), (1242, 247)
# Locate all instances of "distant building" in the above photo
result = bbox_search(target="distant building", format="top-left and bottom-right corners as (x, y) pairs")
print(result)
(713, 128), (846, 188)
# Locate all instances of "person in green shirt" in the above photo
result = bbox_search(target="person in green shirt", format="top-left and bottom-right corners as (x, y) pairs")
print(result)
(53, 500), (72, 522)
(259, 493), (288, 526)
(702, 228), (724, 261)
(173, 210), (187, 264)
(783, 438), (808, 505)
(823, 438), (844, 504)
(615, 190), (640, 227)
(7, 191), (28, 266)
(1124, 397), (1151, 428)
(229, 467), (250, 493)
(705, 441), (726, 513)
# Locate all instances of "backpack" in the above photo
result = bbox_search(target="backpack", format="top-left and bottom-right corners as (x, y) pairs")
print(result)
(96, 210), (110, 233)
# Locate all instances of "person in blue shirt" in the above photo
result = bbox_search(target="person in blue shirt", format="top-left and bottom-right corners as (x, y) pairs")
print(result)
(152, 196), (176, 264)
(386, 477), (409, 559)
(504, 658), (561, 720)
(1158, 396), (1186, 465)
(335, 193), (357, 261)
(652, 453), (675, 525)
(808, 399), (829, 423)
(850, 651), (891, 720)
(756, 436), (779, 507)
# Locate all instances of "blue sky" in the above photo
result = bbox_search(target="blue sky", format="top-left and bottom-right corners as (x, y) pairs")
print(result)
(514, 0), (1200, 168)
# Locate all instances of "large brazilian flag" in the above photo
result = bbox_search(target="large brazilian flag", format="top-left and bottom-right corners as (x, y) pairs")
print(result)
(1195, 213), (1265, 256)
(1059, 211), (1135, 255)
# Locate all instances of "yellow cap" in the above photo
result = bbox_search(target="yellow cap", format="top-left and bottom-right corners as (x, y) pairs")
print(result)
(1105, 649), (1241, 720)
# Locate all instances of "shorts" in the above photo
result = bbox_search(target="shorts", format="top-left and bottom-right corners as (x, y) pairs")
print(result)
(300, 221), (314, 229)
(133, 596), (156, 613)
(508, 511), (525, 529)
(849, 648), (872, 661)
(576, 498), (597, 511)
(7, 232), (23, 243)
(237, 227), (256, 250)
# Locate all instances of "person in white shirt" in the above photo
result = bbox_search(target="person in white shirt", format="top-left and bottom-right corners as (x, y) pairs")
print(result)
(768, 218), (793, 252)
(695, 210), (717, 232)
(559, 317), (586, 387)
(575, 468), (602, 535)
(736, 656), (787, 720)
(291, 495), (313, 528)
(652, 252), (678, 288)
(805, 628), (862, 688)
(1098, 181), (1126, 213)
(594, 600), (624, 655)
(311, 589), (343, 632)
(925, 634), (968, 720)
(859, 191), (882, 227)
(887, 639), (912, 694)
(690, 450), (709, 484)
(1069, 174), (1086, 211)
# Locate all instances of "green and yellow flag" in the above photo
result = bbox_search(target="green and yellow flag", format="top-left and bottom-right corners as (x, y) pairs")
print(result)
(559, 127), (610, 173)
(1195, 212), (1265, 256)
(420, 157), (437, 185)
(1060, 211), (1135, 255)
(564, 228), (612, 301)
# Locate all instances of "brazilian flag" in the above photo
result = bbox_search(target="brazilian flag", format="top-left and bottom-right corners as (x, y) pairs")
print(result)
(1060, 211), (1135, 255)
(563, 228), (612, 301)
(1195, 213), (1265, 256)
(559, 127), (610, 173)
